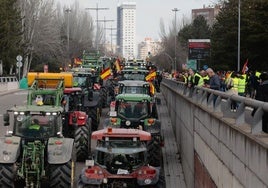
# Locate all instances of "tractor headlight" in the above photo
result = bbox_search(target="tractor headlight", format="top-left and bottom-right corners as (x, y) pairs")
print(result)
(125, 121), (131, 126)
(144, 179), (152, 185)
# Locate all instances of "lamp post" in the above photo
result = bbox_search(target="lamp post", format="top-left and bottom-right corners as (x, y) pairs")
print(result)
(163, 52), (174, 71)
(237, 0), (241, 72)
(172, 8), (179, 73)
(65, 8), (71, 69)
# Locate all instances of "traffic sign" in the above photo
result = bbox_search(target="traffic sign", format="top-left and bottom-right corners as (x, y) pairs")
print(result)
(16, 61), (23, 68)
(16, 55), (23, 62)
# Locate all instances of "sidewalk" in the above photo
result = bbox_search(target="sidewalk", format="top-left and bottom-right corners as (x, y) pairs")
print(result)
(156, 93), (187, 188)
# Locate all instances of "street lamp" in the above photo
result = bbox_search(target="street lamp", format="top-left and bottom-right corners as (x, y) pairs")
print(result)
(172, 8), (179, 73)
(163, 52), (175, 71)
(237, 0), (241, 72)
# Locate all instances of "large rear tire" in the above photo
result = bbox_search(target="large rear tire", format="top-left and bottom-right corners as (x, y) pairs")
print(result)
(89, 107), (101, 131)
(75, 119), (92, 161)
(0, 164), (15, 188)
(49, 160), (75, 188)
(100, 87), (108, 108)
(147, 137), (162, 167)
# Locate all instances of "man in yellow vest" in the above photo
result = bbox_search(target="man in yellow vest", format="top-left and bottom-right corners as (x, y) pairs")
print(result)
(28, 119), (42, 136)
(238, 73), (246, 96)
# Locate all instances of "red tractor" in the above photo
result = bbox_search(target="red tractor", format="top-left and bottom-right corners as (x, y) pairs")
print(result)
(78, 128), (165, 188)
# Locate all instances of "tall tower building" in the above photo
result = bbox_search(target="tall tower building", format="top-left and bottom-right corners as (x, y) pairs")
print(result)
(117, 2), (136, 59)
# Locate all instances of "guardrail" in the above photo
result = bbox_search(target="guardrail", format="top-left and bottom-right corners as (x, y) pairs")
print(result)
(162, 78), (268, 187)
(0, 77), (19, 92)
(163, 78), (267, 134)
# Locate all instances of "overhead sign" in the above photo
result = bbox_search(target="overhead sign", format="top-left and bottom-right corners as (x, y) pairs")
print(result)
(188, 39), (210, 60)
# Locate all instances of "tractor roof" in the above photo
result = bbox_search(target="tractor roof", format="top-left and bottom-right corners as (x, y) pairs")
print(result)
(92, 128), (151, 141)
(116, 93), (152, 102)
(10, 105), (63, 113)
(64, 87), (82, 94)
(27, 72), (73, 88)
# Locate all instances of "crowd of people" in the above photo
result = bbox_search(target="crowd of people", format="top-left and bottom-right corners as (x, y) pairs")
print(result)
(164, 68), (268, 133)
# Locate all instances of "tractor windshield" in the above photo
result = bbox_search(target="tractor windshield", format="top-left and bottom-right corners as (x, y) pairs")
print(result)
(121, 73), (146, 81)
(95, 148), (146, 174)
(14, 114), (59, 139)
(73, 76), (87, 87)
(117, 101), (148, 119)
(120, 86), (149, 95)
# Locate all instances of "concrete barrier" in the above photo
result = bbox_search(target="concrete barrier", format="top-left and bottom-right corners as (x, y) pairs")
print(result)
(0, 77), (19, 92)
(161, 79), (268, 188)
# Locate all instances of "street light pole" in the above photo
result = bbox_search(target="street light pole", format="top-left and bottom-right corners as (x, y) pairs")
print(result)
(237, 0), (241, 72)
(65, 8), (71, 69)
(86, 4), (109, 52)
(172, 8), (179, 73)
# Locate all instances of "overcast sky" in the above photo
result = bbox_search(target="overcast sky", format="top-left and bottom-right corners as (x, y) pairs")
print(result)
(57, 0), (217, 42)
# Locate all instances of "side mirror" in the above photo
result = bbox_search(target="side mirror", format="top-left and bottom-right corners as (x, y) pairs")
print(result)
(88, 90), (93, 101)
(3, 113), (10, 126)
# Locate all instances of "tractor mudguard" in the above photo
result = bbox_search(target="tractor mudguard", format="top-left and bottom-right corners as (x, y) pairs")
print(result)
(47, 137), (74, 164)
(144, 119), (161, 135)
(0, 136), (21, 163)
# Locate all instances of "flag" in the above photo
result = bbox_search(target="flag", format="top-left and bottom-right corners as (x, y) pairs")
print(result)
(100, 67), (111, 80)
(145, 71), (156, 81)
(74, 58), (82, 65)
(114, 59), (121, 72)
(242, 59), (248, 74)
(149, 82), (155, 95)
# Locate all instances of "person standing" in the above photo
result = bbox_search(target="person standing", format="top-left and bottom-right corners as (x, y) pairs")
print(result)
(255, 72), (268, 133)
(205, 68), (221, 90)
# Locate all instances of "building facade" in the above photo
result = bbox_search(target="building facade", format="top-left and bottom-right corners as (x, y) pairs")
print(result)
(117, 2), (136, 59)
(137, 38), (162, 60)
(192, 4), (220, 27)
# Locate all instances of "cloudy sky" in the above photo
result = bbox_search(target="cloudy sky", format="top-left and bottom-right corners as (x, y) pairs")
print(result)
(57, 0), (217, 42)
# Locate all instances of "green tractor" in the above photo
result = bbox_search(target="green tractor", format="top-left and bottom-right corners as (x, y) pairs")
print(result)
(27, 72), (92, 161)
(0, 104), (76, 187)
(104, 93), (163, 167)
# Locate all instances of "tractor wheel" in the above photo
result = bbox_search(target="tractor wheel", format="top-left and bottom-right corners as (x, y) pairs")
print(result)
(49, 159), (75, 188)
(89, 107), (101, 131)
(147, 137), (162, 167)
(0, 164), (15, 188)
(100, 87), (108, 108)
(75, 119), (92, 161)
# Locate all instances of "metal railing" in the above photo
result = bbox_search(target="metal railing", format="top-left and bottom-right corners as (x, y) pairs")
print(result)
(162, 78), (268, 135)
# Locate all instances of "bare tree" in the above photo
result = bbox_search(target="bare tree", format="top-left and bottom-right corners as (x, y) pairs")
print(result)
(20, 0), (62, 75)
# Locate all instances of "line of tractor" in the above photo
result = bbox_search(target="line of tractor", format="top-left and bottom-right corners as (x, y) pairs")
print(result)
(0, 53), (164, 188)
